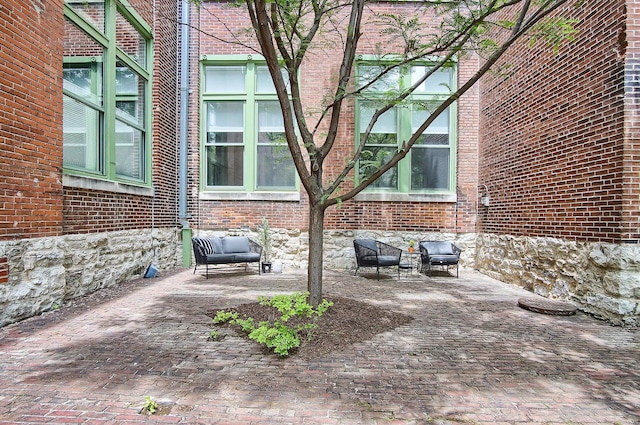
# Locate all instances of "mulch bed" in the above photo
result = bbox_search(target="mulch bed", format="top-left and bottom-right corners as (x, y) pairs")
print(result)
(211, 296), (414, 358)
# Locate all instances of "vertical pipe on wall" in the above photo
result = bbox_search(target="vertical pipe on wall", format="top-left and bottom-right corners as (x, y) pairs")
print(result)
(179, 0), (192, 267)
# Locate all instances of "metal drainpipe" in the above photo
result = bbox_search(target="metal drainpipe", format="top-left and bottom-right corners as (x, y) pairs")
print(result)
(178, 0), (192, 267)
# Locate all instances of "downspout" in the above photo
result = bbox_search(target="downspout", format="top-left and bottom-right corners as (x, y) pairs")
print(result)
(179, 0), (192, 267)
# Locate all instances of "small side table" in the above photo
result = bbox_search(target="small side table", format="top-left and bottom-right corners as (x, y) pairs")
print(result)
(401, 251), (419, 276)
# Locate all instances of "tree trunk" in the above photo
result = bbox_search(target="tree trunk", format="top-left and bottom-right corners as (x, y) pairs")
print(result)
(307, 201), (325, 307)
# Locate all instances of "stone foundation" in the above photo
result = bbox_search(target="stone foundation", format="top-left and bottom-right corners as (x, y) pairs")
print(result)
(476, 233), (640, 326)
(0, 228), (182, 327)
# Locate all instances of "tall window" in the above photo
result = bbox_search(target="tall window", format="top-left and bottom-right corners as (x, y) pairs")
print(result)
(63, 0), (151, 183)
(356, 61), (456, 193)
(202, 59), (296, 192)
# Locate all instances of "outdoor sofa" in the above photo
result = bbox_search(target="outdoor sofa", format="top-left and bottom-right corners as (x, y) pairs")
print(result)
(192, 236), (263, 278)
(353, 239), (403, 280)
(419, 240), (461, 277)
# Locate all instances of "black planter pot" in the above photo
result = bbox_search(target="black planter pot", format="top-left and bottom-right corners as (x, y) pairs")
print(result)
(261, 262), (272, 273)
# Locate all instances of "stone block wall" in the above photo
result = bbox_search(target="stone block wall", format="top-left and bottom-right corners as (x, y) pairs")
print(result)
(0, 228), (181, 327)
(476, 233), (640, 326)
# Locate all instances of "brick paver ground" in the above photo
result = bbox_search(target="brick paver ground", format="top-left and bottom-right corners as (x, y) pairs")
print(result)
(0, 267), (638, 424)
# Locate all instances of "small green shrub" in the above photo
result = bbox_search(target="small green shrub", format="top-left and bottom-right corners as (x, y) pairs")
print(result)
(213, 310), (238, 324)
(211, 292), (333, 357)
(142, 396), (158, 415)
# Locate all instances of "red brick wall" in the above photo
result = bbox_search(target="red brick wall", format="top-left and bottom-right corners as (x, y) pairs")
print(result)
(478, 0), (630, 243)
(0, 0), (65, 239)
(150, 0), (180, 228)
(0, 257), (7, 285)
(61, 0), (180, 233)
(190, 2), (479, 234)
(622, 0), (640, 241)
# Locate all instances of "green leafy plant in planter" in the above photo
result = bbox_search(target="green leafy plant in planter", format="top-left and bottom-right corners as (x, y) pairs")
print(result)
(257, 217), (273, 272)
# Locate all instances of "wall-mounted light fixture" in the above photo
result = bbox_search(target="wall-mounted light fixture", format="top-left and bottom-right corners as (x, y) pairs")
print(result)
(480, 184), (490, 207)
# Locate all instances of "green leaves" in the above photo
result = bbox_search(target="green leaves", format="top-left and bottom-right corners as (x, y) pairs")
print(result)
(527, 17), (579, 53)
(142, 396), (158, 415)
(212, 292), (333, 357)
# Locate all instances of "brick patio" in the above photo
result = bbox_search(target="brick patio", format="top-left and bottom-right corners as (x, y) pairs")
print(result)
(0, 267), (638, 424)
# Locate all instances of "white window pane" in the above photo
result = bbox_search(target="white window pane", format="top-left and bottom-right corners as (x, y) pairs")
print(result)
(115, 119), (144, 179)
(258, 101), (284, 135)
(205, 66), (245, 93)
(359, 65), (399, 91)
(360, 103), (397, 134)
(63, 95), (100, 171)
(207, 102), (244, 135)
(256, 66), (290, 93)
(411, 66), (452, 93)
(412, 107), (449, 135)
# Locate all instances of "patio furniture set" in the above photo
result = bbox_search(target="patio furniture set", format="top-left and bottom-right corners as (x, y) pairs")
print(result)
(192, 235), (461, 279)
(353, 239), (461, 279)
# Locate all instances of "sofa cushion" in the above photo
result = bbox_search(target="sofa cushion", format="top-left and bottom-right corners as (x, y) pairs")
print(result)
(209, 236), (223, 254)
(222, 236), (251, 254)
(193, 237), (214, 255)
(199, 238), (215, 255)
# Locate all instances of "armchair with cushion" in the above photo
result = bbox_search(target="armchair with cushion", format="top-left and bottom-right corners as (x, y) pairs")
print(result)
(353, 239), (403, 279)
(419, 241), (461, 277)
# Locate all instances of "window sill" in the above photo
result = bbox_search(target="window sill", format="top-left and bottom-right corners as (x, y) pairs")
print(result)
(354, 192), (457, 203)
(199, 191), (301, 202)
(63, 174), (154, 197)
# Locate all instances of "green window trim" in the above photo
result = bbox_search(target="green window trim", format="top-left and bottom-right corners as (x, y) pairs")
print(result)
(355, 56), (458, 196)
(199, 54), (299, 197)
(63, 0), (153, 187)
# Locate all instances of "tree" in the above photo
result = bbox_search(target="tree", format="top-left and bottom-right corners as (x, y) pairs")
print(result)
(188, 0), (577, 306)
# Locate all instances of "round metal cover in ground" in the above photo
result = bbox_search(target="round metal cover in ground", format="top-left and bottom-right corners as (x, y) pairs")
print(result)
(517, 297), (577, 316)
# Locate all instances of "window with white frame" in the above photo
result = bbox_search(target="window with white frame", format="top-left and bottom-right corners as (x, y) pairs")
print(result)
(63, 0), (151, 183)
(201, 59), (297, 192)
(356, 60), (456, 193)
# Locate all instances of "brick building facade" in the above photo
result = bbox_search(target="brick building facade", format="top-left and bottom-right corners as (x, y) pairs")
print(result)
(476, 0), (640, 324)
(0, 0), (182, 326)
(0, 0), (638, 326)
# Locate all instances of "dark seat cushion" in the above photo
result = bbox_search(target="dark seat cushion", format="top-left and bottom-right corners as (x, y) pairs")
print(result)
(377, 255), (400, 266)
(429, 254), (459, 265)
(233, 252), (261, 262)
(206, 253), (236, 263)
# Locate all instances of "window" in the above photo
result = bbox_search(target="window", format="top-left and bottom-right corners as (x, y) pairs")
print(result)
(201, 59), (297, 193)
(356, 60), (456, 194)
(63, 0), (151, 184)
